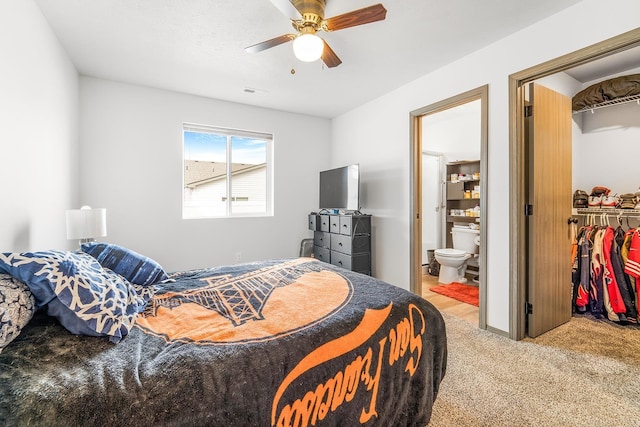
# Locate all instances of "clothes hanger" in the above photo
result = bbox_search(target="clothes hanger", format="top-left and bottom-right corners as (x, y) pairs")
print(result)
(600, 213), (607, 227)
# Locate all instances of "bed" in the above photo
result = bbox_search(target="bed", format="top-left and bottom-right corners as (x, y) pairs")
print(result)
(0, 245), (447, 427)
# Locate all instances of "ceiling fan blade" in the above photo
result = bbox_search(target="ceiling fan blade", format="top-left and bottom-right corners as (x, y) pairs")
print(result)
(323, 3), (387, 32)
(321, 40), (342, 68)
(245, 34), (296, 54)
(269, 0), (301, 19)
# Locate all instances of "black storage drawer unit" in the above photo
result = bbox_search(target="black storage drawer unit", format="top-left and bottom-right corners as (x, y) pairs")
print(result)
(313, 231), (330, 249)
(308, 213), (372, 275)
(330, 233), (370, 256)
(329, 215), (341, 234)
(331, 252), (371, 275)
(339, 215), (371, 236)
(313, 246), (330, 263)
(308, 214), (320, 231)
(319, 214), (330, 232)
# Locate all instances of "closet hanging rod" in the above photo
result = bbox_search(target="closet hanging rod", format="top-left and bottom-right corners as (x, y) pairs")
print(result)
(573, 208), (640, 222)
(573, 208), (640, 215)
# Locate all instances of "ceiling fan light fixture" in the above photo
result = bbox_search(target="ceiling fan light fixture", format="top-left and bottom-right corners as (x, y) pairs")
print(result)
(292, 33), (324, 62)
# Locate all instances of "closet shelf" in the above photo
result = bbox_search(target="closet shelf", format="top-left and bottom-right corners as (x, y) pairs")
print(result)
(572, 93), (640, 114)
(573, 207), (640, 216)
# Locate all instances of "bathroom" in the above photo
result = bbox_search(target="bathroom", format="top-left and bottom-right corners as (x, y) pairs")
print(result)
(421, 99), (482, 287)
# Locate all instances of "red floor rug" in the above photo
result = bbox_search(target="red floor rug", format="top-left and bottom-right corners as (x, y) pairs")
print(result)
(430, 282), (479, 306)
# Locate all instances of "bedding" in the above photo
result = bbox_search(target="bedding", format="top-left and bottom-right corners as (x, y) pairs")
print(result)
(0, 273), (35, 352)
(81, 241), (168, 286)
(0, 250), (154, 343)
(0, 257), (447, 427)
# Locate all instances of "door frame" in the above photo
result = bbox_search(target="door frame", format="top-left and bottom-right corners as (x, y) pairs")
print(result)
(509, 27), (640, 340)
(410, 85), (489, 330)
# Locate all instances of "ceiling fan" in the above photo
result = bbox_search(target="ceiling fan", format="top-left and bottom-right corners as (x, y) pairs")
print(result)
(245, 0), (387, 68)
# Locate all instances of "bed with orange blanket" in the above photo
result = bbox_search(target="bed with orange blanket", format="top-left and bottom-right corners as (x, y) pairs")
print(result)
(0, 257), (446, 426)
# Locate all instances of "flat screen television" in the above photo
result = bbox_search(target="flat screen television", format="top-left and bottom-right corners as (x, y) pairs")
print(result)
(319, 164), (360, 211)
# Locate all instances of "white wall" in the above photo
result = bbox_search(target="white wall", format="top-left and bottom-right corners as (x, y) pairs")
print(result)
(537, 67), (640, 196)
(422, 100), (482, 163)
(0, 0), (79, 252)
(80, 77), (331, 271)
(573, 67), (640, 195)
(574, 102), (640, 195)
(331, 0), (640, 333)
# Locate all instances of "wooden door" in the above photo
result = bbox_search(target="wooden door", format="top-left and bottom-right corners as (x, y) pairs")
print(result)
(526, 83), (572, 338)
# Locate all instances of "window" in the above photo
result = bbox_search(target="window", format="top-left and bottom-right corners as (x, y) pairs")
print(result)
(183, 123), (273, 219)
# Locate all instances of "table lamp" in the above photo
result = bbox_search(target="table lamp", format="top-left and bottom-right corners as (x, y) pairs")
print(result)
(66, 206), (107, 246)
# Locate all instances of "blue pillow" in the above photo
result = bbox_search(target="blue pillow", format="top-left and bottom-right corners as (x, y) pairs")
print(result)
(81, 242), (168, 286)
(0, 251), (154, 343)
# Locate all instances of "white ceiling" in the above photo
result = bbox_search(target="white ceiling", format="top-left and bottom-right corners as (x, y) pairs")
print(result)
(564, 45), (640, 83)
(35, 0), (584, 118)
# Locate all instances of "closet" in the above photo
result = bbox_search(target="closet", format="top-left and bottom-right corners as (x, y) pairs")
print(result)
(514, 33), (640, 340)
(561, 68), (640, 327)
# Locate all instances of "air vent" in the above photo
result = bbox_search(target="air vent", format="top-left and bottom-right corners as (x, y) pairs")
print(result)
(243, 87), (268, 94)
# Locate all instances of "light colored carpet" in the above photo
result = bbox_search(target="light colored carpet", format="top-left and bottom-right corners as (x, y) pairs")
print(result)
(427, 313), (640, 426)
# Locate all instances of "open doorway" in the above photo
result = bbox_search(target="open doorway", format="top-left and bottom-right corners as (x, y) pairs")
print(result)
(410, 85), (488, 329)
(509, 28), (640, 340)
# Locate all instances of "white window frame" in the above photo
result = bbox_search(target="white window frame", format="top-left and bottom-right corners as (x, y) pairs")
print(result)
(182, 123), (274, 219)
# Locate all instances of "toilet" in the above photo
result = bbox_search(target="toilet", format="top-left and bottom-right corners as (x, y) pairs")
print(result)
(434, 225), (480, 284)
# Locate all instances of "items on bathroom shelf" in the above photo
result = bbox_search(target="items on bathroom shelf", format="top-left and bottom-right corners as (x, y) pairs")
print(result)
(449, 207), (480, 217)
(449, 171), (480, 183)
(472, 186), (480, 199)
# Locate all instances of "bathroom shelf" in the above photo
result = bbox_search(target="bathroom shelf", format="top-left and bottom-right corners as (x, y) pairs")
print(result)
(445, 160), (480, 248)
(447, 215), (480, 222)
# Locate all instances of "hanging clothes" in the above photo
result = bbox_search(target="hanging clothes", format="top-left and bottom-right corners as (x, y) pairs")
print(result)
(572, 223), (638, 325)
(601, 227), (625, 321)
(612, 226), (637, 321)
(574, 226), (591, 311)
(589, 227), (605, 318)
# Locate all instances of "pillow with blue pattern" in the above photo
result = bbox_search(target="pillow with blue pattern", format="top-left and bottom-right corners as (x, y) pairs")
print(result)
(0, 251), (155, 343)
(81, 242), (168, 286)
(0, 273), (35, 353)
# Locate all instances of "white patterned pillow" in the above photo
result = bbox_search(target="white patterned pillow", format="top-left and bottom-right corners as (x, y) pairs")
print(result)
(0, 273), (35, 352)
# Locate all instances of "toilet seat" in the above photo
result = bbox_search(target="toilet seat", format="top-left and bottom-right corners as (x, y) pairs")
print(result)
(434, 248), (467, 258)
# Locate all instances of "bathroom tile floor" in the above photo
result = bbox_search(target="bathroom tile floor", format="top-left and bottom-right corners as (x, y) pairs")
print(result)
(421, 274), (479, 326)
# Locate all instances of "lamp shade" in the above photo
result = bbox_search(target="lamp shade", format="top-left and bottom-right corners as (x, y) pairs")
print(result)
(66, 206), (107, 241)
(292, 33), (324, 62)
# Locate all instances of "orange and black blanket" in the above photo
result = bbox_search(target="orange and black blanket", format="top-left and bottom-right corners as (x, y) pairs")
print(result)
(0, 258), (447, 427)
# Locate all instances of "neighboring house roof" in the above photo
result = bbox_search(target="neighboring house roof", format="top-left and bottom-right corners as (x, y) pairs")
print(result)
(184, 160), (265, 189)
